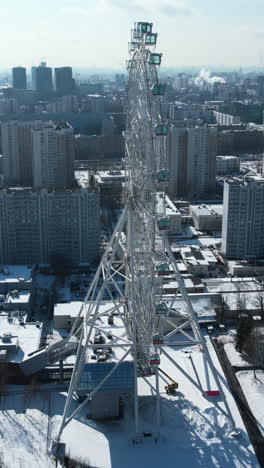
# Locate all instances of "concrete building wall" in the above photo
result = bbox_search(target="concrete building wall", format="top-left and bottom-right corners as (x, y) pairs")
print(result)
(222, 176), (264, 259)
(168, 127), (187, 197)
(168, 126), (217, 200)
(0, 188), (100, 265)
(32, 123), (75, 189)
(12, 67), (27, 90)
(187, 127), (217, 200)
(191, 204), (223, 231)
(1, 120), (51, 186)
(216, 156), (240, 175)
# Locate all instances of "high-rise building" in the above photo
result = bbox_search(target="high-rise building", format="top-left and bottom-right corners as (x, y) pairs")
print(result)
(31, 62), (52, 93)
(12, 67), (27, 89)
(32, 121), (75, 189)
(0, 98), (18, 114)
(222, 176), (264, 259)
(168, 126), (217, 200)
(257, 76), (264, 98)
(61, 95), (78, 112)
(168, 127), (187, 197)
(1, 120), (46, 185)
(0, 186), (100, 264)
(101, 115), (115, 136)
(187, 127), (217, 200)
(55, 67), (73, 95)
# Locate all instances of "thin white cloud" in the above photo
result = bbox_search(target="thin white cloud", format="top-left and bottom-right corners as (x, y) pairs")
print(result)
(160, 3), (192, 17)
(104, 0), (147, 14)
(61, 6), (91, 16)
(236, 24), (264, 39)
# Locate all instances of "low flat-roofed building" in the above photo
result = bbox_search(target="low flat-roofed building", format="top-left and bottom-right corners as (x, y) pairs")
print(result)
(216, 155), (240, 175)
(54, 301), (84, 329)
(204, 278), (263, 318)
(159, 294), (219, 333)
(0, 265), (33, 293)
(162, 276), (204, 294)
(180, 245), (218, 276)
(96, 170), (125, 184)
(227, 260), (264, 277)
(190, 204), (223, 231)
(4, 290), (31, 310)
(0, 313), (42, 363)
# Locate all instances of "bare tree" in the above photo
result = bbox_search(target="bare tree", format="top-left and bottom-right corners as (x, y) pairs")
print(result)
(254, 288), (264, 321)
(243, 327), (264, 380)
(236, 284), (247, 314)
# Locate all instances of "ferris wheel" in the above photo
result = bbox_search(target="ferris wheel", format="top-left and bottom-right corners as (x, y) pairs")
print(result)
(56, 22), (235, 444)
(124, 22), (170, 373)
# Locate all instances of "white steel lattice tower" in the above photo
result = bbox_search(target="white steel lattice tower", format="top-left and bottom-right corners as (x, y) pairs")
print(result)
(56, 22), (235, 442)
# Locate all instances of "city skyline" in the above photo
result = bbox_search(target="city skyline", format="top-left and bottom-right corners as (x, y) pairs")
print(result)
(1, 0), (264, 69)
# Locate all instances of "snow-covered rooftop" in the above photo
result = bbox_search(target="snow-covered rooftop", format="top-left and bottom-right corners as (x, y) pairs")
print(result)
(0, 314), (42, 362)
(0, 265), (32, 283)
(5, 290), (31, 304)
(190, 204), (223, 217)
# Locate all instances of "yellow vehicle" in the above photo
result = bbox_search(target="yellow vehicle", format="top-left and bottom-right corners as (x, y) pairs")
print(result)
(158, 367), (178, 395)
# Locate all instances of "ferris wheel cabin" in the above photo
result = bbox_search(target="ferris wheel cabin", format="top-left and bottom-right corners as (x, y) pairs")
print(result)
(132, 29), (143, 40)
(126, 59), (136, 71)
(153, 334), (164, 345)
(149, 354), (160, 365)
(145, 33), (157, 46)
(136, 22), (153, 34)
(149, 53), (162, 65)
(155, 124), (169, 136)
(156, 169), (170, 182)
(152, 83), (166, 96)
(129, 42), (139, 52)
(156, 263), (171, 276)
(157, 217), (171, 231)
(156, 302), (168, 315)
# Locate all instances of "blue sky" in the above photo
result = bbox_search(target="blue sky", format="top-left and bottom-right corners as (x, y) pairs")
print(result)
(1, 0), (264, 70)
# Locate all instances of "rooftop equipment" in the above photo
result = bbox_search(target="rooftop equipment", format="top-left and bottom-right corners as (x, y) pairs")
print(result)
(2, 333), (12, 342)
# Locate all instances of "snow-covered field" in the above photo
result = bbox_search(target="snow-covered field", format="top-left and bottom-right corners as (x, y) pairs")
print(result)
(0, 339), (259, 468)
(237, 370), (264, 436)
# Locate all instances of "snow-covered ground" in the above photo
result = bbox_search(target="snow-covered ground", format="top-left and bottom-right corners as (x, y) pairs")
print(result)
(237, 370), (264, 437)
(218, 330), (251, 367)
(0, 338), (259, 468)
(0, 390), (53, 468)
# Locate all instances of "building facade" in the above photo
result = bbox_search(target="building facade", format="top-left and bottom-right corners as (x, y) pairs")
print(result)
(0, 187), (100, 265)
(12, 67), (27, 89)
(1, 120), (46, 186)
(216, 155), (240, 175)
(55, 67), (73, 95)
(222, 176), (264, 259)
(31, 63), (52, 93)
(32, 121), (75, 189)
(168, 126), (217, 200)
(1, 120), (66, 186)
